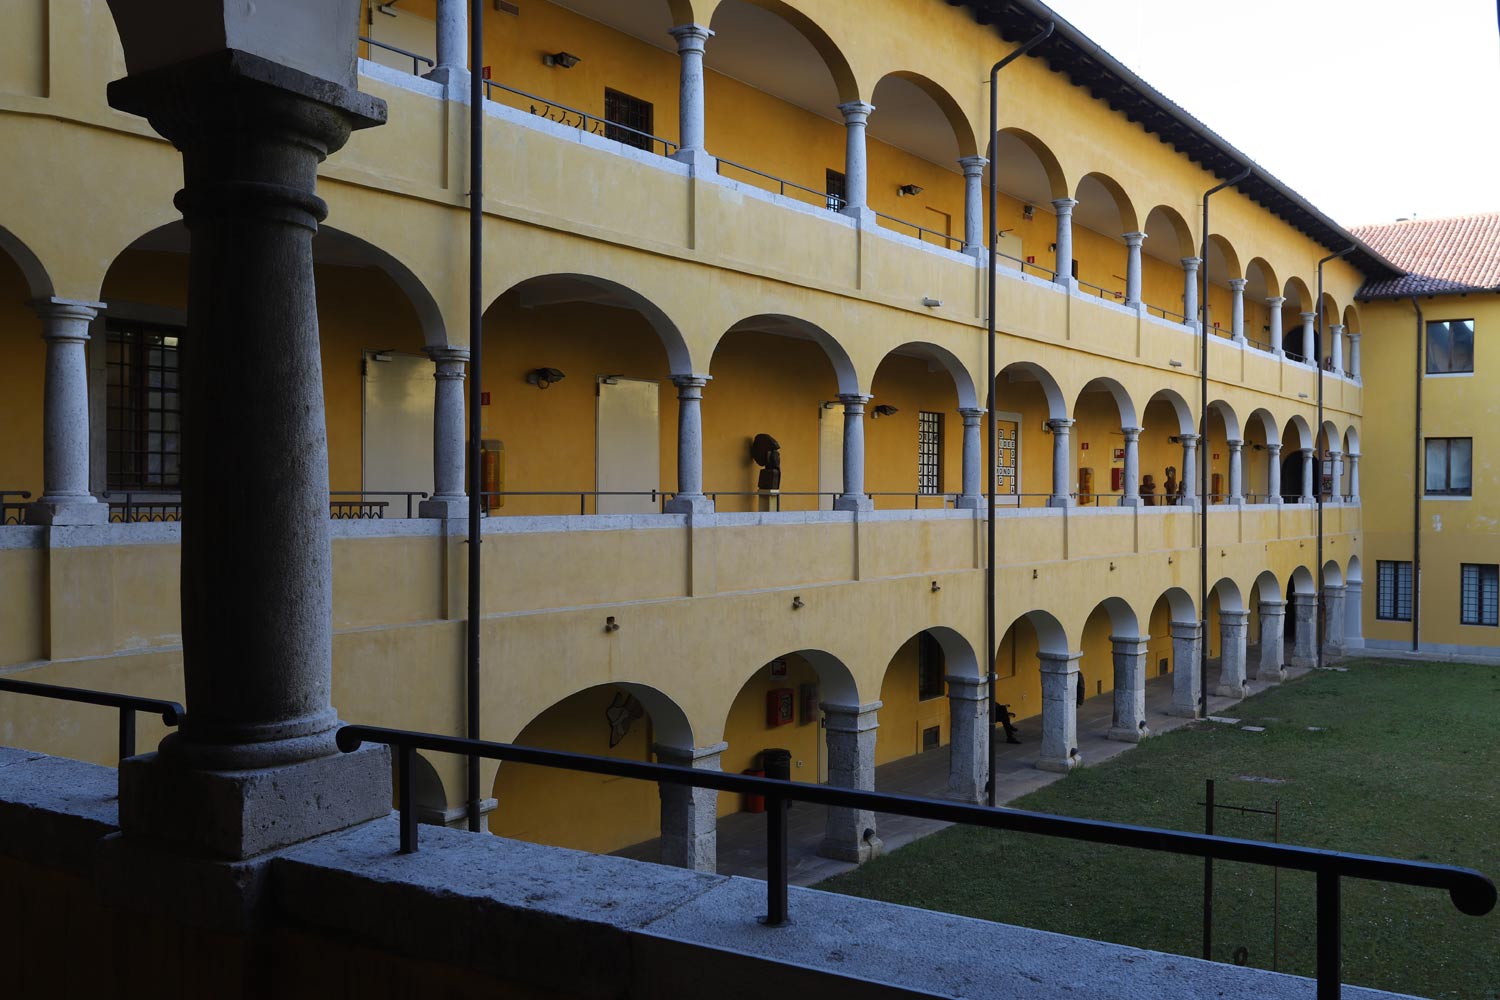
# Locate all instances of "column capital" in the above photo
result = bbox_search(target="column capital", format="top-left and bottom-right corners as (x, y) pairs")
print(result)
(654, 740), (728, 765)
(836, 100), (874, 124)
(1323, 583), (1346, 596)
(1109, 636), (1151, 654)
(1219, 608), (1251, 626)
(1122, 231), (1147, 247)
(424, 345), (470, 365)
(957, 154), (988, 176)
(1047, 417), (1074, 432)
(1051, 197), (1078, 215)
(32, 297), (105, 339)
(1266, 442), (1282, 454)
(1228, 278), (1248, 291)
(1037, 650), (1083, 671)
(1179, 432), (1199, 445)
(1327, 448), (1343, 459)
(838, 392), (872, 409)
(671, 373), (712, 391)
(1330, 323), (1345, 335)
(1266, 295), (1286, 308)
(957, 406), (986, 421)
(1300, 446), (1315, 458)
(1346, 331), (1362, 342)
(1121, 425), (1142, 440)
(1169, 620), (1202, 640)
(667, 22), (714, 52)
(819, 700), (882, 732)
(1259, 599), (1287, 612)
(1227, 438), (1243, 451)
(1300, 310), (1317, 322)
(942, 674), (989, 700)
(1180, 256), (1202, 271)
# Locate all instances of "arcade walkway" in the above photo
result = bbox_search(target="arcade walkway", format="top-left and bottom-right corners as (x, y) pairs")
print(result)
(616, 657), (1312, 884)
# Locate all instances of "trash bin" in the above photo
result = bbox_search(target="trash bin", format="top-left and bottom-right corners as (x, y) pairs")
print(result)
(741, 769), (765, 813)
(761, 748), (792, 782)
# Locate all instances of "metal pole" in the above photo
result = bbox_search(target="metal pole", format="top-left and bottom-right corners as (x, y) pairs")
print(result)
(1202, 777), (1215, 960)
(1273, 798), (1281, 971)
(1198, 166), (1250, 718)
(986, 21), (1054, 808)
(465, 0), (485, 832)
(1316, 870), (1342, 999)
(1315, 247), (1355, 672)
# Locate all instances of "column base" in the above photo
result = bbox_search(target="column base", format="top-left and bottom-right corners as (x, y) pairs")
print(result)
(953, 494), (985, 510)
(1288, 654), (1317, 670)
(833, 494), (873, 512)
(27, 497), (108, 525)
(418, 496), (470, 519)
(1214, 683), (1249, 699)
(842, 206), (878, 227)
(1037, 754), (1081, 773)
(663, 493), (715, 515)
(119, 743), (392, 861)
(1165, 704), (1200, 719)
(818, 833), (883, 864)
(1046, 496), (1074, 508)
(944, 784), (984, 804)
(423, 65), (470, 97)
(1119, 496), (1142, 508)
(671, 147), (717, 174)
(1228, 495), (1245, 505)
(1255, 666), (1287, 683)
(1106, 724), (1148, 743)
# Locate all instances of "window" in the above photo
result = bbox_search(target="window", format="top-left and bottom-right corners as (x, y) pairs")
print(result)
(825, 168), (846, 211)
(106, 319), (183, 490)
(918, 411), (943, 495)
(1376, 561), (1412, 621)
(1426, 319), (1475, 374)
(917, 632), (945, 700)
(1460, 564), (1499, 626)
(603, 88), (654, 152)
(1424, 438), (1472, 496)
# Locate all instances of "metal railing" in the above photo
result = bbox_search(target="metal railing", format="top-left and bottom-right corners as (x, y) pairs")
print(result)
(1, 490), (29, 525)
(104, 492), (183, 523)
(995, 251), (1058, 281)
(480, 490), (668, 515)
(0, 677), (183, 763)
(330, 491), (429, 519)
(482, 80), (679, 157)
(873, 212), (964, 250)
(1245, 335), (1274, 352)
(336, 723), (1496, 998)
(715, 158), (846, 212)
(359, 35), (435, 76)
(1146, 303), (1189, 323)
(1077, 277), (1124, 302)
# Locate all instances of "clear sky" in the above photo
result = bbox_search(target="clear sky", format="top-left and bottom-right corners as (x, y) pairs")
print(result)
(1038, 0), (1500, 228)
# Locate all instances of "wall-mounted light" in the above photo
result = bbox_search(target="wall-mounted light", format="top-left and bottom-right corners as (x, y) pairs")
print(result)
(921, 297), (943, 308)
(599, 374), (622, 385)
(930, 580), (941, 593)
(543, 51), (582, 69)
(897, 183), (924, 198)
(791, 595), (805, 610)
(603, 616), (620, 633)
(1022, 205), (1035, 220)
(871, 404), (900, 419)
(526, 367), (566, 388)
(1048, 242), (1058, 253)
(821, 399), (839, 410)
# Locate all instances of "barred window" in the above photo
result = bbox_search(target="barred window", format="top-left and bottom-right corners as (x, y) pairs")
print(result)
(1426, 320), (1475, 374)
(1424, 438), (1472, 496)
(1460, 564), (1499, 626)
(917, 632), (945, 701)
(603, 88), (654, 152)
(1376, 561), (1412, 621)
(918, 411), (943, 495)
(106, 319), (183, 490)
(825, 169), (846, 211)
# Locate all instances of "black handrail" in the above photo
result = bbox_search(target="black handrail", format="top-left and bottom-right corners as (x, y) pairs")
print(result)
(872, 212), (963, 250)
(716, 158), (846, 211)
(1, 490), (29, 525)
(482, 79), (679, 157)
(359, 35), (435, 75)
(0, 677), (184, 763)
(330, 490), (430, 519)
(337, 723), (1494, 997)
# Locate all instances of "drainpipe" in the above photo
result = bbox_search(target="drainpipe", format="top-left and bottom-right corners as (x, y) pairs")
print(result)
(1315, 246), (1354, 671)
(1198, 167), (1249, 719)
(465, 0), (484, 832)
(1410, 296), (1424, 652)
(986, 21), (1054, 808)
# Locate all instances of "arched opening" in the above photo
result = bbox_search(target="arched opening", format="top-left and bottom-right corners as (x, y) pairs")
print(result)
(993, 609), (1077, 771)
(1071, 172), (1139, 301)
(993, 361), (1067, 505)
(1243, 408), (1278, 503)
(0, 226), (51, 508)
(1203, 234), (1242, 338)
(1319, 292), (1341, 370)
(1345, 555), (1364, 647)
(482, 273), (689, 515)
(1243, 257), (1278, 351)
(1205, 400), (1241, 503)
(1281, 277), (1314, 362)
(491, 682), (695, 855)
(1149, 587), (1198, 716)
(867, 343), (975, 507)
(1285, 566), (1318, 668)
(1072, 377), (1138, 505)
(1317, 419), (1341, 502)
(1280, 415), (1314, 502)
(1208, 578), (1250, 698)
(707, 315), (857, 512)
(1341, 426), (1360, 501)
(1141, 205), (1194, 322)
(989, 128), (1070, 279)
(874, 626), (984, 800)
(1251, 569), (1287, 682)
(868, 72), (977, 249)
(1139, 389), (1195, 506)
(1080, 597), (1150, 743)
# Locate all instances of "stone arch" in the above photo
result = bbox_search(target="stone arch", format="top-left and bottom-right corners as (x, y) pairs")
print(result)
(1322, 560), (1345, 587)
(1206, 399), (1242, 442)
(1347, 555), (1362, 584)
(996, 360), (1067, 422)
(1157, 586), (1197, 621)
(991, 127), (1070, 202)
(1283, 276), (1313, 312)
(1074, 171), (1140, 236)
(1004, 608), (1070, 655)
(1253, 570), (1283, 605)
(1319, 418), (1342, 454)
(917, 625), (981, 679)
(1146, 388), (1195, 436)
(1343, 425), (1360, 457)
(1246, 407), (1280, 443)
(870, 71), (978, 159)
(1289, 565), (1316, 595)
(877, 341), (978, 409)
(500, 272), (695, 375)
(1143, 205), (1193, 259)
(1320, 291), (1341, 329)
(0, 224), (52, 299)
(1284, 414), (1314, 451)
(1205, 233), (1241, 280)
(1342, 304), (1361, 334)
(1211, 577), (1245, 613)
(1074, 376), (1138, 429)
(785, 647), (859, 705)
(320, 226), (449, 349)
(708, 0), (862, 106)
(1090, 596), (1142, 639)
(1245, 257), (1278, 301)
(713, 314), (859, 395)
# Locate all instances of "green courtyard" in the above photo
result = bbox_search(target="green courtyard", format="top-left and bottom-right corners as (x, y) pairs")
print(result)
(820, 659), (1500, 999)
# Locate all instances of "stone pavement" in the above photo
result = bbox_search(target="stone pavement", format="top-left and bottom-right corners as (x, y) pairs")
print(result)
(616, 652), (1310, 885)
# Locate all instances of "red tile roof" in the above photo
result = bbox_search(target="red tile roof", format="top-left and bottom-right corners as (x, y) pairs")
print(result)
(1353, 212), (1500, 298)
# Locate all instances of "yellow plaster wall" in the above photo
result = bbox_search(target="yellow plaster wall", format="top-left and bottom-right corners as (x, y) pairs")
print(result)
(874, 634), (949, 765)
(720, 654), (824, 812)
(867, 354), (962, 504)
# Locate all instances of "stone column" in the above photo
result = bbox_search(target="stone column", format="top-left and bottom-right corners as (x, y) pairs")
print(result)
(944, 675), (988, 803)
(1267, 442), (1283, 504)
(1322, 584), (1346, 657)
(1228, 278), (1247, 342)
(834, 393), (873, 511)
(1106, 637), (1150, 743)
(1120, 426), (1142, 506)
(820, 701), (882, 862)
(1327, 450), (1344, 504)
(1330, 323), (1345, 374)
(955, 407), (985, 509)
(109, 45), (392, 859)
(656, 741), (726, 872)
(426, 0), (469, 90)
(664, 374), (713, 514)
(1226, 439), (1244, 504)
(1123, 232), (1146, 307)
(1344, 580), (1363, 648)
(1180, 433), (1199, 506)
(669, 24), (713, 170)
(1256, 600), (1287, 682)
(1267, 296), (1286, 357)
(1168, 620), (1202, 717)
(28, 298), (108, 526)
(959, 156), (987, 256)
(1300, 311), (1316, 363)
(1215, 609), (1250, 698)
(1289, 592), (1318, 668)
(1036, 652), (1082, 772)
(1300, 448), (1316, 504)
(1047, 418), (1074, 507)
(1348, 453), (1360, 502)
(837, 101), (875, 219)
(1181, 257), (1201, 329)
(418, 346), (469, 519)
(1348, 332), (1362, 380)
(1051, 198), (1077, 285)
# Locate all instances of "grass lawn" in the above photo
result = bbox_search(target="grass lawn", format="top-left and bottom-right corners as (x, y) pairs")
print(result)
(819, 659), (1500, 999)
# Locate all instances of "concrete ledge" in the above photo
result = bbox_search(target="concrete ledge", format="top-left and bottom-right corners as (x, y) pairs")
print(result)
(0, 749), (119, 876)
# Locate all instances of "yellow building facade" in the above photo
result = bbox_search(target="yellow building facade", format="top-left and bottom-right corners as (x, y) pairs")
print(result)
(0, 0), (1393, 863)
